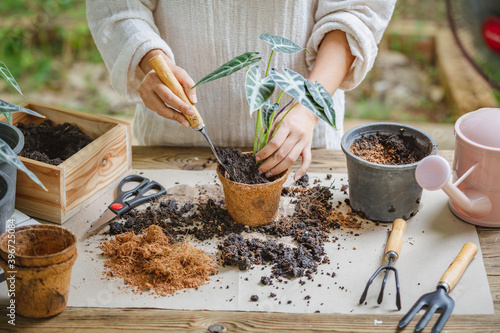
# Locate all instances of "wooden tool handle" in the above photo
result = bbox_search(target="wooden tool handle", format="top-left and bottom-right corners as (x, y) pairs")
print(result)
(385, 218), (407, 259)
(149, 55), (204, 129)
(439, 242), (478, 292)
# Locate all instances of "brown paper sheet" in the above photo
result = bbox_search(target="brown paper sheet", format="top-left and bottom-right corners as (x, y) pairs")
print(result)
(0, 170), (493, 314)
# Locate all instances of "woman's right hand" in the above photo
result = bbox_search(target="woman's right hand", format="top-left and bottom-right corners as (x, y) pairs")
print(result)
(138, 50), (197, 128)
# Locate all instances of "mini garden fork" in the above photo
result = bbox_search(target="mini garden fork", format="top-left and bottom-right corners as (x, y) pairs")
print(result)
(359, 218), (407, 310)
(398, 242), (477, 333)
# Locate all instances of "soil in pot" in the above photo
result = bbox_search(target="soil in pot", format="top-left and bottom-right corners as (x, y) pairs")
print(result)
(216, 147), (273, 184)
(349, 130), (429, 165)
(17, 119), (94, 165)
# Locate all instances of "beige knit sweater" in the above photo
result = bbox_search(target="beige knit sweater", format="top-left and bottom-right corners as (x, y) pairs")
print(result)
(87, 0), (395, 148)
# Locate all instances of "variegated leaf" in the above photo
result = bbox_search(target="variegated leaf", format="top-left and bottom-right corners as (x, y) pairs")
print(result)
(0, 61), (22, 95)
(261, 101), (279, 129)
(259, 33), (305, 54)
(305, 81), (336, 128)
(193, 52), (261, 88)
(269, 68), (316, 111)
(245, 65), (275, 114)
(0, 99), (45, 125)
(0, 140), (47, 190)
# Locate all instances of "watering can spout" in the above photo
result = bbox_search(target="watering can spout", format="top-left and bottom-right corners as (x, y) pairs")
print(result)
(415, 155), (492, 217)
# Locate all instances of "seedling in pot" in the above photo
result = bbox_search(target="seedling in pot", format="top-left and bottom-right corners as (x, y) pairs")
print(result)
(0, 60), (46, 190)
(193, 33), (337, 159)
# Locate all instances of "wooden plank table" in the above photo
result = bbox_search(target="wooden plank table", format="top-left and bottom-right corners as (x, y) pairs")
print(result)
(1, 147), (499, 332)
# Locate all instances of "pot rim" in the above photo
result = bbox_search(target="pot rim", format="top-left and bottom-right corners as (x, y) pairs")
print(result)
(341, 122), (438, 170)
(216, 164), (290, 187)
(0, 121), (25, 155)
(0, 170), (14, 207)
(0, 224), (77, 263)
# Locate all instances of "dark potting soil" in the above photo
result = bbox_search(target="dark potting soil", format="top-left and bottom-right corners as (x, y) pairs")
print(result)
(17, 120), (94, 165)
(349, 131), (429, 165)
(108, 183), (362, 281)
(216, 147), (273, 184)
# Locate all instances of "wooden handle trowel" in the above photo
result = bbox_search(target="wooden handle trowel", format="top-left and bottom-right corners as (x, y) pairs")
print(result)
(149, 55), (231, 178)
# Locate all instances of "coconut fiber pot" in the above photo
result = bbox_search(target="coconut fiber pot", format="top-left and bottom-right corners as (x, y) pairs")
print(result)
(0, 224), (77, 318)
(341, 123), (437, 222)
(217, 166), (289, 227)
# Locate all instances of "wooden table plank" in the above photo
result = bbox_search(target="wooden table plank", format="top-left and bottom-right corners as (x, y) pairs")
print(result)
(1, 147), (496, 332)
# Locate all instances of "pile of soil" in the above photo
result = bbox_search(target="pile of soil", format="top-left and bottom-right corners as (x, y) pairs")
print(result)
(17, 119), (94, 165)
(349, 131), (428, 165)
(108, 181), (363, 282)
(100, 225), (216, 296)
(216, 147), (273, 184)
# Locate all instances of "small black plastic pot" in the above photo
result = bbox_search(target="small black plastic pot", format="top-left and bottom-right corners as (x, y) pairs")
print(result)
(0, 170), (15, 234)
(0, 121), (25, 223)
(341, 123), (437, 222)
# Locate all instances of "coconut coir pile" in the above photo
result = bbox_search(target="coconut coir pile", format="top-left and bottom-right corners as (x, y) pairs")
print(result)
(349, 132), (428, 165)
(18, 119), (94, 165)
(100, 225), (216, 296)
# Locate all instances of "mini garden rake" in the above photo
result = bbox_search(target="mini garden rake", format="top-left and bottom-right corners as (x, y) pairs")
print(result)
(398, 242), (478, 333)
(359, 218), (407, 310)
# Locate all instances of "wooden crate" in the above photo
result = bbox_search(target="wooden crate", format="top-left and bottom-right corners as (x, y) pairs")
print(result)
(0, 101), (132, 223)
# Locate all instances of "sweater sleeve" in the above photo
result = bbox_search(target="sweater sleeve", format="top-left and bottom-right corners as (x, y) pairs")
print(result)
(306, 0), (396, 91)
(86, 0), (175, 102)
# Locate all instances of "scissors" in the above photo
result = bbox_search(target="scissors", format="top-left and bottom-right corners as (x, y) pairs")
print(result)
(87, 175), (166, 233)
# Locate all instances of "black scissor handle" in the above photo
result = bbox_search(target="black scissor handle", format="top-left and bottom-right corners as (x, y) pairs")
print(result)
(110, 175), (166, 215)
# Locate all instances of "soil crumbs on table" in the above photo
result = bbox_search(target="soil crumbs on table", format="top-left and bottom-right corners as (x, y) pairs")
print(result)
(106, 176), (364, 295)
(349, 130), (429, 165)
(17, 119), (94, 165)
(100, 225), (216, 296)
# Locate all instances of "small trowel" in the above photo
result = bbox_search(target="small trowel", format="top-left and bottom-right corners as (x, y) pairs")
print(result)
(149, 55), (232, 178)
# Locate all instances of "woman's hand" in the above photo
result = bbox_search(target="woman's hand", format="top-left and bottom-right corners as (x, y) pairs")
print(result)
(255, 105), (319, 180)
(138, 50), (197, 128)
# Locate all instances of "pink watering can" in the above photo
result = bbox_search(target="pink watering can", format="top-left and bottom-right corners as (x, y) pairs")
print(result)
(415, 108), (500, 227)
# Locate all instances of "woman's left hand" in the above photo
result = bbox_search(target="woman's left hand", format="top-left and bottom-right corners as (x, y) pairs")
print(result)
(255, 105), (318, 180)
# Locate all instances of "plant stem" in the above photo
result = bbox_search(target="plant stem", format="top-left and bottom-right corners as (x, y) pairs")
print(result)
(253, 108), (263, 155)
(264, 50), (274, 77)
(269, 102), (299, 141)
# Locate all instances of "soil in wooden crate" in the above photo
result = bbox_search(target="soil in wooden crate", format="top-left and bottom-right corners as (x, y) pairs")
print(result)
(108, 182), (363, 282)
(349, 131), (428, 165)
(17, 119), (94, 165)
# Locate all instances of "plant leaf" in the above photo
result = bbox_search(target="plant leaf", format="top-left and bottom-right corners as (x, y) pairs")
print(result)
(0, 61), (23, 95)
(193, 52), (261, 88)
(261, 100), (279, 129)
(270, 69), (336, 129)
(305, 81), (336, 128)
(259, 33), (305, 54)
(245, 65), (275, 114)
(0, 99), (45, 125)
(0, 140), (47, 191)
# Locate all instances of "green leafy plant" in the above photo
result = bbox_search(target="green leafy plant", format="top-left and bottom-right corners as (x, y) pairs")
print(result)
(193, 33), (336, 156)
(0, 60), (46, 190)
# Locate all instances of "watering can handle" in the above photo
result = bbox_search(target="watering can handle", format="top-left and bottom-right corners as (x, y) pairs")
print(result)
(149, 55), (204, 129)
(385, 218), (407, 261)
(439, 242), (478, 292)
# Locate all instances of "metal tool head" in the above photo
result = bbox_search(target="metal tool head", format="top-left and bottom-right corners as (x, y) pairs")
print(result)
(199, 127), (233, 180)
(398, 286), (455, 333)
(359, 256), (402, 310)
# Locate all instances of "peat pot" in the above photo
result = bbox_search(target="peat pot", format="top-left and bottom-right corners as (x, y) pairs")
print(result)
(0, 121), (24, 222)
(0, 170), (15, 234)
(0, 224), (77, 318)
(217, 165), (289, 227)
(341, 123), (437, 222)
